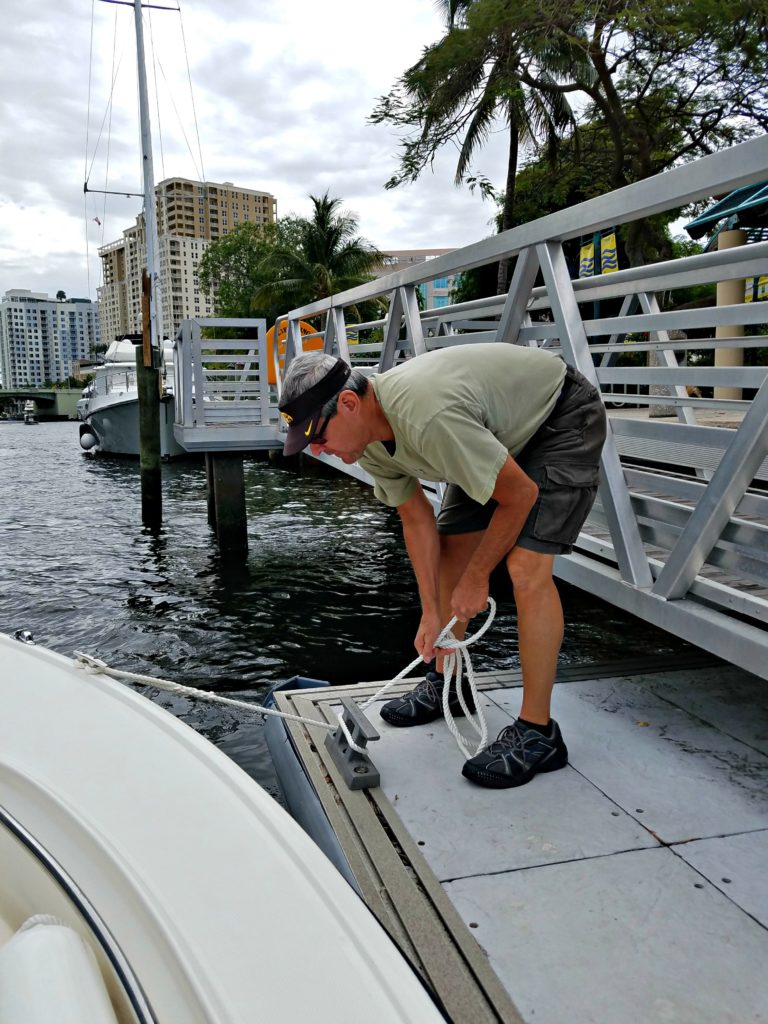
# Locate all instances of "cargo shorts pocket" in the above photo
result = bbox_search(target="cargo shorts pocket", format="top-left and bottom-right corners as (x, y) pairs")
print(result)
(530, 464), (601, 547)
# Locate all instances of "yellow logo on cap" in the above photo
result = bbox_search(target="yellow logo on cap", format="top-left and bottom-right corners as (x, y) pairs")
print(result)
(280, 412), (293, 424)
(303, 419), (314, 437)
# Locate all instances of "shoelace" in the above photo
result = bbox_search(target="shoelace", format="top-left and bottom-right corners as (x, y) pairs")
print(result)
(409, 677), (439, 703)
(492, 723), (527, 753)
(492, 723), (552, 763)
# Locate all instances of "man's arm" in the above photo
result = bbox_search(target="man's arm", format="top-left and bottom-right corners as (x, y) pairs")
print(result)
(397, 485), (444, 662)
(451, 457), (539, 622)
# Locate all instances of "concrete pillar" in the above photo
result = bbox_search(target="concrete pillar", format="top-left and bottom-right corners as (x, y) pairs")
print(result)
(209, 453), (248, 557)
(715, 228), (747, 401)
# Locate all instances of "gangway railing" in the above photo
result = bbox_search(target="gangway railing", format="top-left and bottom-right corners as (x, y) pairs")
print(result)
(172, 317), (282, 452)
(271, 135), (768, 679)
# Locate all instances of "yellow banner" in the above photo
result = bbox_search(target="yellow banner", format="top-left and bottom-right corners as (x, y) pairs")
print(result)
(600, 233), (618, 273)
(745, 275), (768, 302)
(579, 243), (595, 278)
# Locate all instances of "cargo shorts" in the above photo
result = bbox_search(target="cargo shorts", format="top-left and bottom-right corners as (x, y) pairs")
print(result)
(436, 365), (607, 554)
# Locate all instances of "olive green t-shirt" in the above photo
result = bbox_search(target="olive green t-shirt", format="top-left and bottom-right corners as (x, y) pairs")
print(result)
(358, 344), (566, 508)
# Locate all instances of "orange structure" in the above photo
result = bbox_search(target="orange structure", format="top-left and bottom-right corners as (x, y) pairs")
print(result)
(266, 320), (321, 385)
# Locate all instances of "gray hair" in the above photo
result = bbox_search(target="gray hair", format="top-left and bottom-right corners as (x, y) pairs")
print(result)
(282, 352), (368, 419)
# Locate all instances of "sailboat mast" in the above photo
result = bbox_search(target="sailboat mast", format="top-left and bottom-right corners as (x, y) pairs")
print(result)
(133, 0), (160, 350)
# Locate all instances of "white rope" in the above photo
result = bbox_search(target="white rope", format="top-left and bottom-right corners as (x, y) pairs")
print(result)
(73, 599), (495, 761)
(358, 599), (496, 758)
(74, 652), (337, 732)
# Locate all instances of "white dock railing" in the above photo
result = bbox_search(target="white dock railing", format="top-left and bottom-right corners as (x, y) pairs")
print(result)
(270, 135), (768, 679)
(168, 138), (768, 675)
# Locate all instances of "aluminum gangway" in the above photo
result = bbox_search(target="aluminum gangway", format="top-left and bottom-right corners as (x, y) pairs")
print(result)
(173, 136), (768, 680)
(173, 317), (282, 452)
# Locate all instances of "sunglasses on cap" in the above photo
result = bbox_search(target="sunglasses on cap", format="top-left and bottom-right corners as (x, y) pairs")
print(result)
(278, 358), (351, 456)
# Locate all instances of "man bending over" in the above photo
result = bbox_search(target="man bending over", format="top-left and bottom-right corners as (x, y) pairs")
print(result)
(278, 343), (606, 789)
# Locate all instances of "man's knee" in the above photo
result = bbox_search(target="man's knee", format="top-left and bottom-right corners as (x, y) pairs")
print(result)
(505, 546), (555, 594)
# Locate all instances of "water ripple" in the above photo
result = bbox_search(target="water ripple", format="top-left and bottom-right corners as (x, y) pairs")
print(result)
(0, 421), (692, 795)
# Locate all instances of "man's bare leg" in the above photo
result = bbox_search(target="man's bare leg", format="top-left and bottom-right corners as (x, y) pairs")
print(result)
(505, 547), (563, 725)
(436, 531), (484, 671)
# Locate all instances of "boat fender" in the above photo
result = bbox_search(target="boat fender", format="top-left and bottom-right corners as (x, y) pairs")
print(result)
(79, 423), (99, 451)
(0, 918), (119, 1024)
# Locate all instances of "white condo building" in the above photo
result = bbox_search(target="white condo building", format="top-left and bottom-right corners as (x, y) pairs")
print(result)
(375, 249), (459, 309)
(98, 177), (277, 344)
(0, 290), (101, 388)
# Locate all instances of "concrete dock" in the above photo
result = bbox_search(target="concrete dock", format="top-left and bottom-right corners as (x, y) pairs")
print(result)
(273, 655), (768, 1023)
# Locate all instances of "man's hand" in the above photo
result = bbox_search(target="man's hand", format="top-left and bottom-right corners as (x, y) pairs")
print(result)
(414, 609), (450, 663)
(451, 572), (490, 624)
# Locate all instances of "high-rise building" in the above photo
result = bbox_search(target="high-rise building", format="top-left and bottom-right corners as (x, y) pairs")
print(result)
(375, 249), (459, 309)
(0, 290), (101, 388)
(98, 177), (277, 344)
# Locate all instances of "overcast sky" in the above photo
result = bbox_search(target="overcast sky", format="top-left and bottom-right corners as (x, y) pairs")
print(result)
(0, 0), (511, 302)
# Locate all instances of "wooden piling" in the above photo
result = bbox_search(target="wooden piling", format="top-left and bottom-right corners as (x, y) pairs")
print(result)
(205, 453), (217, 531)
(137, 270), (162, 529)
(209, 453), (248, 556)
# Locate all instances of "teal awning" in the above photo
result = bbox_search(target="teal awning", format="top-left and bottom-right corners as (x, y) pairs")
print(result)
(685, 180), (768, 240)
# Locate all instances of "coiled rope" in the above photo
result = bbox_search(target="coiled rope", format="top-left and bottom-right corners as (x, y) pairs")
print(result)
(74, 599), (496, 760)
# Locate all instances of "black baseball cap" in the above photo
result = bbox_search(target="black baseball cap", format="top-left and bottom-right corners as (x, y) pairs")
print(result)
(278, 357), (351, 455)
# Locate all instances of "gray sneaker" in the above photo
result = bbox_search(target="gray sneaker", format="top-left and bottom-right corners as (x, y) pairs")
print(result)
(380, 671), (476, 727)
(462, 718), (568, 788)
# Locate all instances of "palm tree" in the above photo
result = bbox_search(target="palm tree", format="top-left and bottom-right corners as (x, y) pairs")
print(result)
(372, 0), (585, 292)
(255, 193), (384, 321)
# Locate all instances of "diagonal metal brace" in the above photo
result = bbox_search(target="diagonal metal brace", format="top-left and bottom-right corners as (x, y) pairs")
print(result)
(324, 698), (380, 790)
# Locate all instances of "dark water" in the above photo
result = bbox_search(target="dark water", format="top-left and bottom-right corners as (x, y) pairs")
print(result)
(0, 421), (693, 799)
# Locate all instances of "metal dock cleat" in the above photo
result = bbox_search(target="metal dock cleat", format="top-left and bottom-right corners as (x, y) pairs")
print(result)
(324, 698), (380, 790)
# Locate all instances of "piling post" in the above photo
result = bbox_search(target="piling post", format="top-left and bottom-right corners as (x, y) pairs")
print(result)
(205, 453), (217, 530)
(210, 453), (248, 556)
(136, 270), (162, 528)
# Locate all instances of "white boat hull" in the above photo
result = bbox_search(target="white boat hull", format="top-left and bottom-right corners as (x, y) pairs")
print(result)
(0, 634), (443, 1023)
(78, 339), (186, 459)
(81, 394), (186, 459)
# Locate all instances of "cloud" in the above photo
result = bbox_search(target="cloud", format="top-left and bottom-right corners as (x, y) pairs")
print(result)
(0, 0), (509, 302)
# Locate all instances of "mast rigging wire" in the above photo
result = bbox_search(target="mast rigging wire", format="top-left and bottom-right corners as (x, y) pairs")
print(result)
(84, 0), (97, 297)
(83, 1), (208, 303)
(147, 8), (166, 183)
(152, 54), (204, 182)
(178, 2), (206, 184)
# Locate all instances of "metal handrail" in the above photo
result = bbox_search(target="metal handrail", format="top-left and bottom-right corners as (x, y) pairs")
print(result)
(282, 135), (768, 320)
(267, 136), (768, 680)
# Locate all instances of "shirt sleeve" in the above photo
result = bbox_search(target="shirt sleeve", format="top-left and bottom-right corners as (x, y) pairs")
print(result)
(420, 407), (510, 505)
(358, 446), (420, 508)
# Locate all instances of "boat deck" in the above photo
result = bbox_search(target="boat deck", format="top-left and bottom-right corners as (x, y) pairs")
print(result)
(274, 656), (768, 1024)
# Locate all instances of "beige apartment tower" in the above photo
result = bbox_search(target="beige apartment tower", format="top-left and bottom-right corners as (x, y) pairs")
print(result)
(98, 177), (277, 343)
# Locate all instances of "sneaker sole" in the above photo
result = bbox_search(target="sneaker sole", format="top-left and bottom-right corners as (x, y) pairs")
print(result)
(461, 747), (568, 788)
(380, 704), (474, 728)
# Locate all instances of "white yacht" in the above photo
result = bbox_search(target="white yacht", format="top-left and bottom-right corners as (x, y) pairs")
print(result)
(78, 338), (185, 458)
(0, 631), (443, 1023)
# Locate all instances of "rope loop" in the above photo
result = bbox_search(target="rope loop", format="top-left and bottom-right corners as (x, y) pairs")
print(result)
(73, 599), (496, 762)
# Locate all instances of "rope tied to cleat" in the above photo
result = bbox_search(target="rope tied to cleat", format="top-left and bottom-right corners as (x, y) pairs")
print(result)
(74, 598), (496, 764)
(358, 597), (496, 759)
